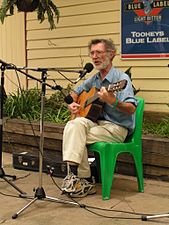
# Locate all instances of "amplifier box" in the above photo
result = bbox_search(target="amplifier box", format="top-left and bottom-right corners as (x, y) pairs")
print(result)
(13, 152), (68, 178)
(13, 152), (100, 181)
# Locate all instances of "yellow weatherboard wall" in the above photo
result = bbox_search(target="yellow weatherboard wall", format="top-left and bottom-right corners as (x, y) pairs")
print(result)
(0, 5), (26, 93)
(0, 0), (168, 113)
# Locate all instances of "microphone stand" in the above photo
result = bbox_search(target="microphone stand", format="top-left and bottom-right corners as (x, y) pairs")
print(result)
(7, 67), (79, 219)
(0, 62), (26, 195)
(142, 213), (169, 221)
(14, 66), (81, 73)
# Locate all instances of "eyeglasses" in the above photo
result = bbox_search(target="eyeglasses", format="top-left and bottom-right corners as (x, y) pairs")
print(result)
(89, 50), (109, 57)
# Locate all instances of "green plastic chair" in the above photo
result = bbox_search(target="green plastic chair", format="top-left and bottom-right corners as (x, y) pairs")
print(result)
(88, 97), (144, 200)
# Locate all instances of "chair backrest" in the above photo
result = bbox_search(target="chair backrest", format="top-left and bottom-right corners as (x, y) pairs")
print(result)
(125, 97), (145, 144)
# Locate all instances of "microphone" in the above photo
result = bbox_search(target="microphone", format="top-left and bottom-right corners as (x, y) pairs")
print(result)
(64, 63), (94, 104)
(74, 63), (94, 84)
(51, 82), (73, 104)
(64, 95), (74, 104)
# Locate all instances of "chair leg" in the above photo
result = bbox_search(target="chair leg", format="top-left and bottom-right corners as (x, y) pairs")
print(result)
(133, 152), (144, 192)
(99, 152), (117, 200)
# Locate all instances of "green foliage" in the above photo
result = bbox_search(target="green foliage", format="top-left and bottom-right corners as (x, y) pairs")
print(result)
(3, 88), (41, 120)
(143, 118), (169, 138)
(0, 0), (16, 23)
(43, 85), (72, 123)
(37, 0), (60, 29)
(0, 0), (60, 30)
(3, 85), (169, 138)
(3, 86), (71, 124)
(124, 67), (169, 138)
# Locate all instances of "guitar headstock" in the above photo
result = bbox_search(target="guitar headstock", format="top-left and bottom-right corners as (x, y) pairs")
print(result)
(107, 79), (127, 92)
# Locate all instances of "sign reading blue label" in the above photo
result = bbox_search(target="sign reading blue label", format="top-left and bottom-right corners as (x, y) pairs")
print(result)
(121, 0), (169, 59)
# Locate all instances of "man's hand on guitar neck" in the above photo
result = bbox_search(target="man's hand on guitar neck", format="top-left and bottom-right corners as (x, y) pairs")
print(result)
(97, 86), (116, 105)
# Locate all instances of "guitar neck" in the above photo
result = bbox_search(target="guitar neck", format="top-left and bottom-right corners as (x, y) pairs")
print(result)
(83, 79), (127, 108)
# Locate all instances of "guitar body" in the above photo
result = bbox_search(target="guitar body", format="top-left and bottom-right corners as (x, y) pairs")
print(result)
(71, 79), (127, 122)
(71, 87), (103, 121)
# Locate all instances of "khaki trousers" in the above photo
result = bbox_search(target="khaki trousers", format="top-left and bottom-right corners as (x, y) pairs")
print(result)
(63, 117), (128, 178)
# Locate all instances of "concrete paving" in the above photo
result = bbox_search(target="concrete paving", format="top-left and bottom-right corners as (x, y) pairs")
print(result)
(1, 152), (169, 225)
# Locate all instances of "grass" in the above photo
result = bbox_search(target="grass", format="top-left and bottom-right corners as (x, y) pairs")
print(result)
(143, 118), (169, 138)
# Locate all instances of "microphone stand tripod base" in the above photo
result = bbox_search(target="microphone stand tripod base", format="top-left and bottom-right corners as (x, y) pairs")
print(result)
(0, 168), (26, 195)
(12, 187), (79, 219)
(141, 213), (169, 221)
(0, 167), (16, 180)
(0, 61), (26, 196)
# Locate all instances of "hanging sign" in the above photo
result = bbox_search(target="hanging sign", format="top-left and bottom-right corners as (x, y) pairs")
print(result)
(121, 0), (169, 59)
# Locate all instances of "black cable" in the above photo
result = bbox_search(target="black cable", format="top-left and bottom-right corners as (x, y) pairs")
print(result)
(0, 190), (22, 198)
(57, 70), (76, 84)
(85, 205), (152, 216)
(0, 169), (167, 221)
(83, 206), (141, 220)
(0, 172), (31, 182)
(13, 65), (22, 90)
(48, 173), (156, 221)
(7, 67), (43, 157)
(4, 71), (19, 88)
(4, 66), (67, 173)
(4, 63), (77, 175)
(27, 118), (43, 158)
(48, 171), (62, 192)
(4, 67), (44, 168)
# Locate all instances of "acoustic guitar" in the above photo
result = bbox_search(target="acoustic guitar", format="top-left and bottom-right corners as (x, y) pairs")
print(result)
(71, 79), (127, 122)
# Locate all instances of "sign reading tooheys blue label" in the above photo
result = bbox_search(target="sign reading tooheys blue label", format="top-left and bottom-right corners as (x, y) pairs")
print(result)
(121, 0), (169, 59)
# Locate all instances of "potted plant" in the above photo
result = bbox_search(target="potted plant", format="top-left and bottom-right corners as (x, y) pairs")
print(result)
(0, 0), (60, 29)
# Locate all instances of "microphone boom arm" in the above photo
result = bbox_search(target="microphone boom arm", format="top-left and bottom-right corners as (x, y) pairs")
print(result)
(2, 62), (64, 92)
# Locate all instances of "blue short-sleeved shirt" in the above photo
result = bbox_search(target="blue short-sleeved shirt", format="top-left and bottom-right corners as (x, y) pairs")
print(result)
(74, 66), (137, 135)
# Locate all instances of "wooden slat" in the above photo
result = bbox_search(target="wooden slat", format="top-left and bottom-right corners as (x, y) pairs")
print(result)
(27, 11), (119, 30)
(137, 92), (169, 103)
(113, 57), (169, 67)
(115, 161), (169, 181)
(27, 34), (119, 50)
(27, 23), (119, 40)
(26, 55), (169, 68)
(27, 47), (87, 59)
(133, 80), (169, 90)
(144, 104), (169, 112)
(132, 67), (169, 78)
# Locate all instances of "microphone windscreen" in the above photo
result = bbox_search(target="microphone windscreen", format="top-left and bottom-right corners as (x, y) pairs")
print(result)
(84, 63), (94, 73)
(64, 95), (73, 104)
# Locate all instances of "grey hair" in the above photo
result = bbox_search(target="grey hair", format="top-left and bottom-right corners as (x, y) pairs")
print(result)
(88, 38), (116, 53)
